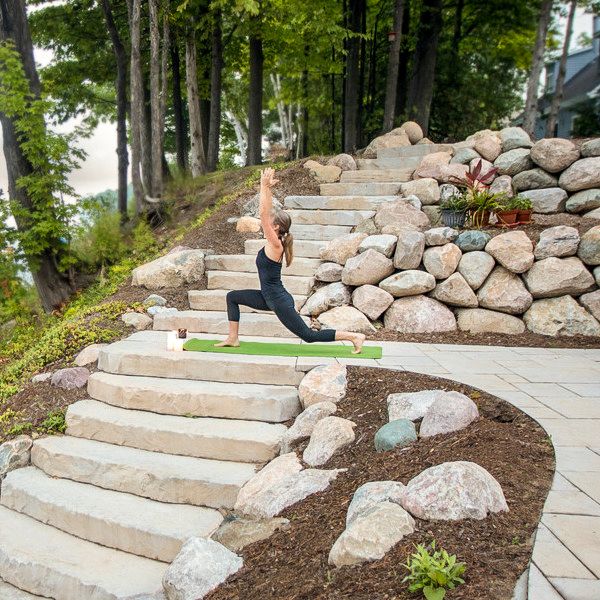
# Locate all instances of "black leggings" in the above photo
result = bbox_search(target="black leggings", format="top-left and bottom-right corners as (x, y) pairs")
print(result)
(226, 289), (336, 343)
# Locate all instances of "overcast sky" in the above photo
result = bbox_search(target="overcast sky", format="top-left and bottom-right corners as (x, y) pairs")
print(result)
(0, 8), (596, 200)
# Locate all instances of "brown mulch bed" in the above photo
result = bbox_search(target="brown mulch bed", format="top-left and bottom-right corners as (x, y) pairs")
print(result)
(209, 367), (554, 600)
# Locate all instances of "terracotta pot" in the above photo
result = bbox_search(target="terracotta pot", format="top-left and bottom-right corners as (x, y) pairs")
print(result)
(517, 209), (533, 224)
(496, 209), (519, 225)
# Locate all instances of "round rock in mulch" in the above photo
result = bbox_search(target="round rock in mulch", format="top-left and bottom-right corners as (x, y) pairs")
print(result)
(50, 367), (90, 390)
(298, 364), (348, 408)
(74, 343), (107, 367)
(346, 481), (406, 526)
(374, 419), (417, 452)
(387, 389), (447, 421)
(328, 502), (415, 567)
(213, 516), (290, 553)
(303, 416), (356, 467)
(162, 537), (242, 600)
(31, 373), (52, 384)
(121, 312), (153, 330)
(281, 402), (337, 453)
(401, 461), (509, 520)
(419, 393), (479, 438)
(144, 294), (167, 307)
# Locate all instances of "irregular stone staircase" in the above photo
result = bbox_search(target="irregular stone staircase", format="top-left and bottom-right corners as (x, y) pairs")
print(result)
(0, 143), (448, 599)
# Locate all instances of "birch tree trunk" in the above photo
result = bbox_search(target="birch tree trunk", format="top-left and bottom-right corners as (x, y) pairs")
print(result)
(206, 8), (223, 172)
(247, 19), (263, 165)
(149, 0), (162, 197)
(185, 24), (207, 177)
(170, 30), (188, 172)
(382, 0), (404, 132)
(523, 0), (554, 136)
(545, 0), (576, 137)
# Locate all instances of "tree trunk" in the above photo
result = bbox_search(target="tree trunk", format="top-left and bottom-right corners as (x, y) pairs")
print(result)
(523, 0), (554, 136)
(330, 46), (336, 152)
(207, 8), (223, 171)
(159, 10), (170, 181)
(200, 98), (210, 162)
(185, 24), (207, 177)
(383, 0), (404, 132)
(395, 0), (411, 117)
(406, 0), (443, 133)
(127, 0), (145, 214)
(170, 30), (188, 172)
(149, 0), (162, 197)
(141, 80), (153, 195)
(343, 0), (361, 152)
(247, 15), (263, 165)
(545, 0), (576, 137)
(100, 0), (129, 220)
(357, 0), (366, 146)
(300, 45), (309, 157)
(0, 0), (73, 311)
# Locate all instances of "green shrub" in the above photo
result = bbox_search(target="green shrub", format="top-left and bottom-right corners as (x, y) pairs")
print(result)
(403, 542), (466, 600)
(40, 409), (66, 434)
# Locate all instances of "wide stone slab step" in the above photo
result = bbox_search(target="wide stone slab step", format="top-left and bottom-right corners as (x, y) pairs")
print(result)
(88, 371), (301, 422)
(290, 223), (353, 240)
(356, 157), (424, 170)
(32, 436), (256, 509)
(0, 506), (166, 600)
(98, 337), (304, 385)
(339, 169), (414, 183)
(284, 195), (398, 211)
(207, 270), (314, 295)
(153, 309), (310, 339)
(188, 289), (307, 314)
(319, 182), (402, 196)
(286, 208), (374, 226)
(1, 467), (223, 563)
(245, 238), (325, 258)
(205, 254), (321, 276)
(66, 399), (287, 463)
(377, 143), (453, 159)
(0, 579), (47, 599)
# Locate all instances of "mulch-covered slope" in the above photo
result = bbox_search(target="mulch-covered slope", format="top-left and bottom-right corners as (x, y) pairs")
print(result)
(208, 367), (554, 600)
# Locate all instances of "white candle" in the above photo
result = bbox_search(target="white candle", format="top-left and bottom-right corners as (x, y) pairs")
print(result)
(166, 331), (177, 351)
(173, 338), (185, 352)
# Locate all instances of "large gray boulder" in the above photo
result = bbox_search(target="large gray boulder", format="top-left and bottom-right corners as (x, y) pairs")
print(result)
(500, 126), (532, 152)
(520, 188), (567, 214)
(352, 285), (394, 321)
(485, 231), (534, 273)
(393, 228), (425, 269)
(384, 296), (457, 333)
(473, 133), (502, 161)
(580, 290), (600, 321)
(132, 249), (205, 289)
(451, 147), (480, 164)
(422, 244), (462, 279)
(419, 393), (479, 438)
(314, 262), (343, 283)
(489, 174), (514, 198)
(318, 306), (377, 334)
(328, 502), (415, 567)
(530, 138), (580, 173)
(396, 120), (424, 143)
(424, 227), (459, 246)
(379, 271), (436, 298)
(512, 168), (557, 192)
(121, 312), (153, 330)
(281, 402), (337, 453)
(523, 257), (595, 298)
(455, 230), (491, 252)
(163, 537), (242, 600)
(375, 200), (430, 232)
(327, 153), (357, 171)
(303, 416), (356, 467)
(401, 461), (508, 520)
(581, 138), (600, 157)
(493, 148), (533, 176)
(320, 233), (367, 265)
(387, 390), (447, 421)
(559, 157), (600, 192)
(399, 179), (440, 205)
(341, 249), (395, 286)
(51, 367), (90, 390)
(566, 189), (600, 214)
(477, 266), (533, 315)
(346, 481), (406, 526)
(458, 251), (495, 290)
(74, 343), (107, 367)
(299, 364), (347, 407)
(363, 131), (411, 158)
(0, 436), (32, 478)
(534, 226), (580, 260)
(524, 295), (600, 337)
(578, 226), (600, 266)
(456, 308), (525, 334)
(300, 282), (352, 317)
(429, 273), (478, 308)
(213, 517), (289, 553)
(358, 234), (397, 258)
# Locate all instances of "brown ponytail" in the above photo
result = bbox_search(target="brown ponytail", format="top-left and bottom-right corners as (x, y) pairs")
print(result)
(273, 209), (294, 266)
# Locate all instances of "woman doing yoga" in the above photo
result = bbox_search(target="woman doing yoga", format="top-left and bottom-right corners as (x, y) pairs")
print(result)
(216, 167), (366, 353)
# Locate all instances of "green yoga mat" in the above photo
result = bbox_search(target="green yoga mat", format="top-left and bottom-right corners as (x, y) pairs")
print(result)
(183, 338), (382, 360)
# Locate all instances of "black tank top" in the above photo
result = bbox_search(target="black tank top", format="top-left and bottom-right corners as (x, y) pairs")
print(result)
(256, 247), (285, 295)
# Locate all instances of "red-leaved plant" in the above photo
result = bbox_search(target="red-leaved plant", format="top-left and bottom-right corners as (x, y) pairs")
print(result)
(451, 159), (498, 193)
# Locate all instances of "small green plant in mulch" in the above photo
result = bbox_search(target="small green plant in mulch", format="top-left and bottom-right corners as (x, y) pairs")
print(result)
(39, 410), (67, 434)
(403, 542), (466, 600)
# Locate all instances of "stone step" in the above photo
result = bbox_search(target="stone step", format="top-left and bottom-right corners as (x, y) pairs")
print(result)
(245, 238), (325, 258)
(339, 169), (414, 183)
(0, 506), (166, 600)
(205, 254), (321, 277)
(98, 337), (304, 385)
(377, 143), (453, 159)
(66, 399), (286, 463)
(319, 182), (402, 196)
(291, 223), (353, 240)
(32, 436), (256, 509)
(153, 309), (310, 339)
(357, 156), (424, 170)
(207, 270), (314, 295)
(88, 371), (301, 423)
(1, 467), (223, 563)
(0, 580), (46, 599)
(284, 195), (398, 211)
(286, 209), (374, 227)
(188, 289), (307, 314)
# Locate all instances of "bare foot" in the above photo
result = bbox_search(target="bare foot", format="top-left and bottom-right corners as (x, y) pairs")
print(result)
(214, 338), (240, 348)
(349, 333), (366, 354)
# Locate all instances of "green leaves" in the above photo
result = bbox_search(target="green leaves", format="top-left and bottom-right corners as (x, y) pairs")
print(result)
(403, 541), (466, 599)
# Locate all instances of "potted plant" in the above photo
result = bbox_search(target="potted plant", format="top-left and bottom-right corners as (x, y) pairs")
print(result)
(512, 196), (533, 224)
(494, 194), (519, 226)
(467, 189), (500, 228)
(440, 193), (469, 227)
